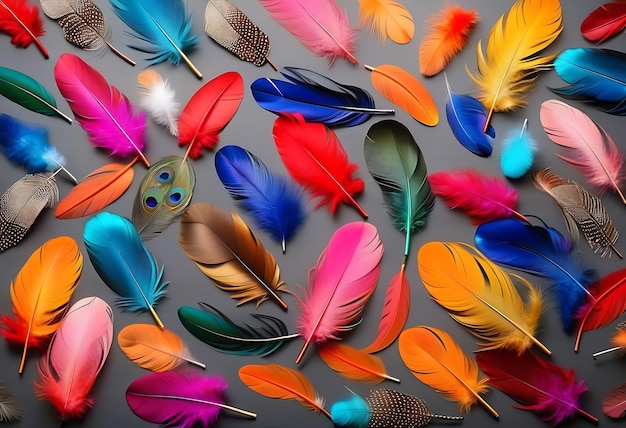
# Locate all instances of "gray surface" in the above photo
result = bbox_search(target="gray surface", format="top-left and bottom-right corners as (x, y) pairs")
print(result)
(1, 1), (625, 427)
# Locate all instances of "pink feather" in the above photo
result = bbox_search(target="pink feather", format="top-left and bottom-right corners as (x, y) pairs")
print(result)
(34, 297), (113, 420)
(258, 0), (357, 64)
(295, 222), (383, 364)
(540, 99), (626, 204)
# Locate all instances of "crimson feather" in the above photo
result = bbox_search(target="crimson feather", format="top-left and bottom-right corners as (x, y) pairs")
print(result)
(0, 0), (47, 57)
(581, 2), (626, 43)
(603, 381), (626, 418)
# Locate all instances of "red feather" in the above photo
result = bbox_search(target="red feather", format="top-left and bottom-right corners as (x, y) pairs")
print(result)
(272, 114), (367, 217)
(0, 0), (47, 57)
(603, 381), (626, 418)
(581, 2), (626, 43)
(177, 71), (244, 161)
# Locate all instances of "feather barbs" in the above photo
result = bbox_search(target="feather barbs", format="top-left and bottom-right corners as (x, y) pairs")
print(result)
(357, 0), (414, 44)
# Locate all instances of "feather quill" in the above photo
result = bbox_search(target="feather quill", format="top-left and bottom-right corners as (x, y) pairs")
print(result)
(295, 222), (383, 364)
(592, 321), (626, 358)
(357, 0), (414, 44)
(581, 2), (626, 43)
(398, 326), (497, 417)
(603, 381), (626, 419)
(34, 297), (113, 420)
(318, 342), (399, 384)
(1, 172), (58, 252)
(0, 236), (82, 373)
(83, 212), (168, 327)
(0, 0), (48, 57)
(500, 119), (536, 179)
(0, 382), (21, 422)
(137, 70), (180, 136)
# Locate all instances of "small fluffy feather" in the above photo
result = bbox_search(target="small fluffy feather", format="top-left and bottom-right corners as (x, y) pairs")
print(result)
(0, 0), (45, 48)
(500, 119), (537, 179)
(137, 70), (180, 136)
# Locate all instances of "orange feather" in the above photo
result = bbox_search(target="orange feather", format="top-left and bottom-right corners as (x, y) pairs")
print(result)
(318, 342), (399, 384)
(357, 0), (414, 44)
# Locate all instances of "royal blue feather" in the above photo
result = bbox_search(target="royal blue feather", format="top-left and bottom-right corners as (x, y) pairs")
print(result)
(250, 66), (394, 127)
(500, 119), (536, 179)
(215, 145), (305, 252)
(552, 48), (626, 115)
(474, 217), (596, 332)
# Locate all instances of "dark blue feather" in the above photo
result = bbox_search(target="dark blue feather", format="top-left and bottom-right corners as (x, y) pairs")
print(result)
(552, 48), (626, 115)
(215, 145), (305, 252)
(474, 217), (596, 332)
(250, 66), (393, 127)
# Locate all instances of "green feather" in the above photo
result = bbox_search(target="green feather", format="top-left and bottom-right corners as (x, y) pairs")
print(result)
(364, 120), (434, 256)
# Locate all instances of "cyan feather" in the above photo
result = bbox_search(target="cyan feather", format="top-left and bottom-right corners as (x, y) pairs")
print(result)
(215, 145), (305, 253)
(474, 217), (596, 332)
(500, 119), (536, 179)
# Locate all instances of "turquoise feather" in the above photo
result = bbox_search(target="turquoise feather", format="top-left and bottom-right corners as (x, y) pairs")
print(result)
(500, 119), (537, 179)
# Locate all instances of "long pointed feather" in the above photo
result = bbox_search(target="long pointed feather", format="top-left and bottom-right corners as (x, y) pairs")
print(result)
(318, 342), (399, 384)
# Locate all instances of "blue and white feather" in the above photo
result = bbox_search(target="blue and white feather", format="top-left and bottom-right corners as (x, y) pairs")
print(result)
(500, 119), (537, 179)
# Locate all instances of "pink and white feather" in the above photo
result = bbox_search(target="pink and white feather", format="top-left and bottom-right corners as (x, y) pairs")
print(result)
(137, 70), (180, 136)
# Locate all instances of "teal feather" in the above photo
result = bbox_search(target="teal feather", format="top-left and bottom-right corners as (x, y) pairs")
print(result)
(500, 119), (537, 179)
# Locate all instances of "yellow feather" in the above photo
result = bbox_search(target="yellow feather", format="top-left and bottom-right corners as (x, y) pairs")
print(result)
(357, 0), (414, 44)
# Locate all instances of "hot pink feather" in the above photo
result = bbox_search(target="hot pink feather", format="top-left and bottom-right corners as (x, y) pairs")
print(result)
(295, 222), (383, 363)
(258, 0), (357, 64)
(34, 297), (113, 420)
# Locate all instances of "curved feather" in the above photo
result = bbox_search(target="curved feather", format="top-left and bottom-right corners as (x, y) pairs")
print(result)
(581, 2), (626, 43)
(603, 382), (626, 419)
(137, 70), (180, 136)
(318, 342), (399, 384)
(500, 119), (536, 179)
(0, 0), (48, 57)
(357, 0), (414, 44)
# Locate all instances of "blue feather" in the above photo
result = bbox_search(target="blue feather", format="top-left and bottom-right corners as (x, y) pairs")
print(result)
(83, 212), (168, 326)
(500, 119), (537, 179)
(250, 66), (394, 127)
(552, 48), (626, 115)
(474, 217), (596, 332)
(330, 394), (370, 428)
(215, 145), (305, 252)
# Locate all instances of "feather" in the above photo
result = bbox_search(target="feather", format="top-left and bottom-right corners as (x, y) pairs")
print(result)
(592, 321), (626, 358)
(39, 0), (134, 65)
(581, 2), (626, 43)
(83, 212), (168, 327)
(318, 342), (399, 384)
(603, 381), (626, 418)
(534, 168), (622, 258)
(177, 71), (244, 160)
(469, 0), (562, 131)
(398, 326), (497, 417)
(54, 53), (149, 167)
(364, 64), (439, 126)
(363, 119), (434, 258)
(34, 297), (113, 420)
(551, 48), (626, 115)
(0, 66), (71, 123)
(0, 236), (82, 373)
(272, 114), (367, 217)
(476, 349), (597, 425)
(251, 66), (394, 127)
(0, 382), (21, 422)
(136, 70), (180, 136)
(417, 241), (549, 355)
(204, 0), (275, 68)
(54, 159), (136, 219)
(178, 203), (288, 309)
(500, 119), (537, 179)
(295, 221), (383, 364)
(258, 0), (357, 64)
(0, 0), (48, 57)
(118, 323), (205, 371)
(238, 363), (331, 419)
(444, 74), (495, 157)
(0, 113), (76, 183)
(132, 155), (195, 240)
(419, 5), (478, 77)
(178, 303), (298, 357)
(108, 0), (200, 78)
(357, 0), (414, 44)
(540, 99), (626, 203)
(126, 370), (256, 427)
(215, 145), (305, 252)
(428, 168), (526, 225)
(475, 218), (596, 333)
(0, 172), (59, 252)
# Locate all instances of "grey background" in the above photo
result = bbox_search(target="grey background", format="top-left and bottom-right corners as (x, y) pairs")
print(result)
(1, 1), (625, 427)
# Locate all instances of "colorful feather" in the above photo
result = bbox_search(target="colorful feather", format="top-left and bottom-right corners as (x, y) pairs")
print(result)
(83, 212), (168, 327)
(137, 70), (180, 136)
(127, 370), (256, 427)
(295, 222), (383, 364)
(419, 5), (478, 77)
(476, 349), (597, 425)
(364, 64), (439, 126)
(398, 326), (497, 417)
(318, 342), (399, 384)
(0, 0), (48, 57)
(592, 321), (626, 358)
(178, 203), (288, 309)
(54, 53), (149, 167)
(215, 145), (305, 252)
(500, 119), (537, 179)
(603, 381), (626, 419)
(34, 297), (113, 420)
(469, 0), (562, 131)
(258, 0), (357, 64)
(1, 172), (58, 252)
(581, 2), (626, 43)
(0, 382), (21, 422)
(0, 236), (82, 373)
(251, 66), (394, 127)
(273, 114), (366, 217)
(357, 0), (414, 44)
(417, 241), (548, 355)
(178, 303), (297, 357)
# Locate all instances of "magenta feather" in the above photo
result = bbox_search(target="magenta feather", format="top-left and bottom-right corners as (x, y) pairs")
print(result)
(258, 0), (357, 64)
(295, 222), (383, 364)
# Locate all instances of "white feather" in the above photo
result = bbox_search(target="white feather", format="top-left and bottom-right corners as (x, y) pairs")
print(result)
(137, 70), (180, 136)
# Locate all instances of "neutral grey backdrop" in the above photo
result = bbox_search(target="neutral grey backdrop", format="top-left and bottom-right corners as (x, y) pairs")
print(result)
(1, 1), (625, 427)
